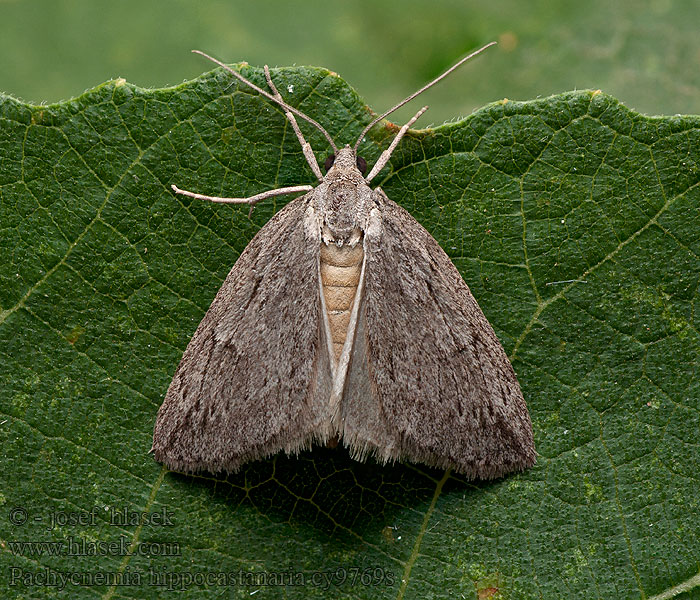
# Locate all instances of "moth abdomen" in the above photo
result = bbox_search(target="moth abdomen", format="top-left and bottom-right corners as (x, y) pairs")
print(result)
(319, 241), (364, 360)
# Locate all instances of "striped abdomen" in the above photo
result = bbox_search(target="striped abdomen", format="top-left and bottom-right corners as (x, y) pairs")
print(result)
(320, 242), (364, 361)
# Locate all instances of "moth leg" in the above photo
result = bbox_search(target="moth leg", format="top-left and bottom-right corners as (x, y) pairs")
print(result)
(365, 106), (428, 183)
(171, 184), (313, 217)
(264, 65), (324, 183)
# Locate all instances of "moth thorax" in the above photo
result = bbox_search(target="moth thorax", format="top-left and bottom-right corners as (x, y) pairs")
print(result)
(324, 182), (360, 237)
(320, 239), (364, 361)
(328, 183), (356, 206)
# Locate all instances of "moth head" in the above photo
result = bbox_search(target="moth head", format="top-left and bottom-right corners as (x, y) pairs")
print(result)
(324, 146), (367, 176)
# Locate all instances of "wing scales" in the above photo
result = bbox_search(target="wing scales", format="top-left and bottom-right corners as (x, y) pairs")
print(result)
(153, 196), (333, 473)
(340, 190), (535, 479)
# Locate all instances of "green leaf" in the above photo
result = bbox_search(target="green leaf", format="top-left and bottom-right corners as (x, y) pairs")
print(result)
(1, 65), (699, 600)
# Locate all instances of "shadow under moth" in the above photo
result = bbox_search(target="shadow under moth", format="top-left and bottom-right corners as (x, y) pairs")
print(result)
(152, 43), (536, 480)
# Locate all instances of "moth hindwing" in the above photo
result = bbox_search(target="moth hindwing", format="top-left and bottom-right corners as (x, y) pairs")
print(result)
(152, 44), (536, 479)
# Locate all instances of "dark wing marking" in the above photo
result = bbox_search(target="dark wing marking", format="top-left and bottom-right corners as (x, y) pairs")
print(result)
(153, 195), (333, 473)
(341, 189), (535, 479)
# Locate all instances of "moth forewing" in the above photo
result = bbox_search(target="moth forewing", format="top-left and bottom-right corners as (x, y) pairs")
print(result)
(341, 189), (536, 478)
(152, 195), (336, 473)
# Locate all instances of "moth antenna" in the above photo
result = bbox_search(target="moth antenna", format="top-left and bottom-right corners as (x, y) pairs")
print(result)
(171, 183), (313, 219)
(365, 106), (428, 183)
(264, 65), (324, 182)
(353, 41), (497, 151)
(193, 50), (339, 153)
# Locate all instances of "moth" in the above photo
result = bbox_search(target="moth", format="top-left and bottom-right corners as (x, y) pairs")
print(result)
(152, 43), (536, 479)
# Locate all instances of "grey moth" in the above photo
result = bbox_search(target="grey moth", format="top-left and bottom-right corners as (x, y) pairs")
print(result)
(152, 43), (536, 480)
